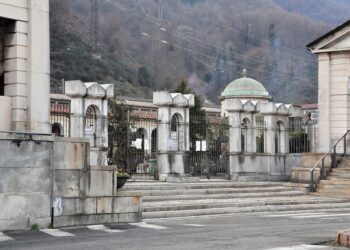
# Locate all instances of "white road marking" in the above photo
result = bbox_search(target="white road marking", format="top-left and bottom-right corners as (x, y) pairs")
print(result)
(40, 229), (75, 237)
(267, 244), (329, 250)
(264, 212), (327, 218)
(0, 232), (14, 242)
(129, 222), (168, 230)
(87, 225), (123, 233)
(183, 224), (205, 227)
(293, 213), (350, 219)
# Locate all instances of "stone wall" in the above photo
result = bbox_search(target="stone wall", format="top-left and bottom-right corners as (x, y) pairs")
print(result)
(0, 133), (52, 231)
(53, 145), (141, 227)
(0, 134), (141, 231)
(230, 153), (302, 181)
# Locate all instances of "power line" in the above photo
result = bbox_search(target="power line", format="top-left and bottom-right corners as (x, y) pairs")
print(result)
(110, 1), (318, 85)
(132, 6), (318, 85)
(136, 0), (316, 64)
(141, 33), (318, 86)
(89, 0), (100, 53)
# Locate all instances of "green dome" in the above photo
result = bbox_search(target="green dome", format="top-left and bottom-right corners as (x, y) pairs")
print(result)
(221, 75), (270, 98)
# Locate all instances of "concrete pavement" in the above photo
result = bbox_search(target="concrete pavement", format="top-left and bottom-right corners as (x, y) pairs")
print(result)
(1, 210), (350, 250)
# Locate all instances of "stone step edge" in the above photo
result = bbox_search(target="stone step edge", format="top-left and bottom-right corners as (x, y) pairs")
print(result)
(142, 202), (350, 219)
(124, 183), (285, 191)
(143, 198), (350, 212)
(121, 187), (295, 196)
(142, 191), (304, 202)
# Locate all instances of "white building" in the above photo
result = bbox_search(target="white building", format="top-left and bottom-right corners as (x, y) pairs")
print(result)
(307, 19), (350, 152)
(0, 0), (50, 133)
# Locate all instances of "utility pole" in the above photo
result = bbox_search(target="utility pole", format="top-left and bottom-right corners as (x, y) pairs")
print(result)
(89, 0), (100, 54)
(159, 0), (163, 20)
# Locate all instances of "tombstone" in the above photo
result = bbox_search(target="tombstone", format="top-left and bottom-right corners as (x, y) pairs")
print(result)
(153, 91), (196, 182)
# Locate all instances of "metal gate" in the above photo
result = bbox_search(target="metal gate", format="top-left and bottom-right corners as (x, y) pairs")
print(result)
(126, 111), (158, 179)
(188, 115), (229, 178)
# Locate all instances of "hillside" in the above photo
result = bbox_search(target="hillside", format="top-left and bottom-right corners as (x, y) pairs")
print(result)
(49, 0), (350, 104)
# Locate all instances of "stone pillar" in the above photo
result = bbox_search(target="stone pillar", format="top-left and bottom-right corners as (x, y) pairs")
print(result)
(280, 123), (288, 154)
(264, 115), (276, 154)
(153, 91), (195, 182)
(4, 20), (28, 131)
(65, 81), (113, 166)
(317, 53), (331, 152)
(228, 111), (242, 153)
(27, 0), (50, 133)
(70, 97), (85, 138)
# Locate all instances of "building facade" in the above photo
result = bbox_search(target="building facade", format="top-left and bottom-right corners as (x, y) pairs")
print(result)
(0, 0), (50, 133)
(307, 20), (350, 152)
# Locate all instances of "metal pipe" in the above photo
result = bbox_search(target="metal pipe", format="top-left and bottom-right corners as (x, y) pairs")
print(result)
(50, 135), (56, 228)
(0, 130), (53, 136)
(310, 169), (314, 192)
(321, 158), (325, 179)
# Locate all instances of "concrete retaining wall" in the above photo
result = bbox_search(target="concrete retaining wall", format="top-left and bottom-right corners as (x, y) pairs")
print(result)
(54, 163), (141, 228)
(0, 134), (52, 231)
(230, 153), (302, 181)
(0, 134), (141, 231)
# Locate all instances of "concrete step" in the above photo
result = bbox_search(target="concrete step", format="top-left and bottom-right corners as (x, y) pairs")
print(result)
(332, 168), (350, 173)
(317, 187), (350, 194)
(313, 191), (350, 198)
(143, 197), (350, 212)
(318, 182), (350, 190)
(328, 175), (350, 181)
(282, 183), (310, 193)
(319, 179), (350, 185)
(142, 190), (304, 202)
(122, 186), (294, 197)
(143, 201), (350, 219)
(124, 181), (283, 191)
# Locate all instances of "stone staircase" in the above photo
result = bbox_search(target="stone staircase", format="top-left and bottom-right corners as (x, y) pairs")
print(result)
(317, 158), (350, 196)
(119, 180), (350, 219)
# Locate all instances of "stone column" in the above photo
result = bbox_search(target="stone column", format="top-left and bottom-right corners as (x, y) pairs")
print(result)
(228, 111), (242, 153)
(156, 104), (171, 180)
(263, 115), (276, 154)
(153, 91), (195, 182)
(280, 120), (288, 154)
(27, 0), (50, 133)
(4, 20), (28, 131)
(317, 53), (331, 152)
(69, 97), (85, 138)
(223, 99), (243, 180)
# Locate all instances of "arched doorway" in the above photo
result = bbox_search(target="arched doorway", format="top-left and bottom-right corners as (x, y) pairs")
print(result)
(151, 128), (157, 153)
(52, 123), (63, 137)
(170, 114), (182, 151)
(85, 105), (98, 147)
(241, 118), (250, 152)
(275, 121), (285, 154)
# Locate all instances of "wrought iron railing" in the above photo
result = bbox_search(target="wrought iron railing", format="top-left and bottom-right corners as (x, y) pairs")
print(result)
(310, 130), (350, 192)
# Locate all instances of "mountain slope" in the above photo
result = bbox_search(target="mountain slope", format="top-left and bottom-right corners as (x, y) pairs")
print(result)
(49, 0), (350, 104)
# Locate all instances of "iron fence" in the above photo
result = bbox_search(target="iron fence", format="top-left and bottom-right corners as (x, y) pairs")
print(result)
(109, 110), (158, 179)
(188, 115), (229, 178)
(50, 100), (71, 137)
(288, 118), (317, 153)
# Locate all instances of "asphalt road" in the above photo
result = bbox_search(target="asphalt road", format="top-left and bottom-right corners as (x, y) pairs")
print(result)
(1, 210), (350, 250)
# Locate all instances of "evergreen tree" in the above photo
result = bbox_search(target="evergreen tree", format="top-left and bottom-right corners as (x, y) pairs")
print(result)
(174, 79), (206, 121)
(108, 96), (131, 170)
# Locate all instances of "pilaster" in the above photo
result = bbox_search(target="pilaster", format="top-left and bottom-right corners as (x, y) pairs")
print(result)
(4, 20), (28, 131)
